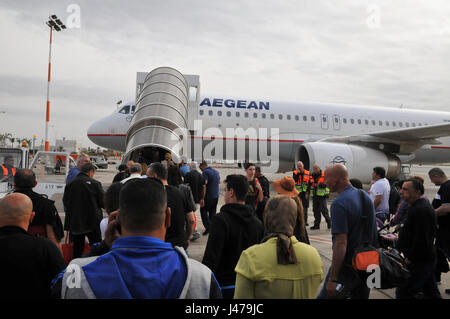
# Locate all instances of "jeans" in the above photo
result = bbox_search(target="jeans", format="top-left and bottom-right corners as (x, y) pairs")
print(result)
(200, 197), (218, 231)
(396, 259), (442, 299)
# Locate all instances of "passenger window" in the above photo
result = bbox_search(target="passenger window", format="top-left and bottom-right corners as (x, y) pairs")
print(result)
(218, 111), (222, 116)
(392, 121), (396, 127)
(303, 116), (307, 121)
(343, 118), (347, 124)
(406, 122), (410, 127)
(350, 119), (354, 124)
(295, 115), (299, 121)
(399, 122), (403, 127)
(270, 114), (275, 119)
(412, 123), (416, 127)
(379, 120), (383, 126)
(262, 113), (266, 119)
(244, 112), (249, 118)
(385, 121), (389, 126)
(365, 120), (369, 125)
(357, 119), (362, 125)
(311, 116), (315, 122)
(208, 110), (213, 116)
(253, 113), (258, 118)
(236, 112), (240, 117)
(372, 120), (376, 125)
(418, 123), (422, 126)
(199, 109), (204, 116)
(279, 114), (283, 120)
(287, 115), (291, 120)
(119, 105), (130, 114)
(226, 111), (231, 117)
(322, 115), (327, 122)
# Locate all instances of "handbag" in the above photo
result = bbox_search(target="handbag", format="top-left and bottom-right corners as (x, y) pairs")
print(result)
(351, 190), (410, 289)
(61, 232), (91, 265)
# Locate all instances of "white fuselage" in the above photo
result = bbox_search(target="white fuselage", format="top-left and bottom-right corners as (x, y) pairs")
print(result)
(87, 97), (450, 167)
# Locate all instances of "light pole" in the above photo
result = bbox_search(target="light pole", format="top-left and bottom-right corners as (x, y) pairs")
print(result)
(44, 14), (66, 151)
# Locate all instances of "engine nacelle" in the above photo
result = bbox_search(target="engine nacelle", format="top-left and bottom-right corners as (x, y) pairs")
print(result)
(296, 142), (401, 184)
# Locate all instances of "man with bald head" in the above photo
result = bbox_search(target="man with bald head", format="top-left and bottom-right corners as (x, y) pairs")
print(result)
(316, 164), (378, 299)
(0, 193), (65, 299)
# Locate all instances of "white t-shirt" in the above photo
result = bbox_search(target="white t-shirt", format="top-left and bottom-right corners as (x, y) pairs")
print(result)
(369, 178), (391, 212)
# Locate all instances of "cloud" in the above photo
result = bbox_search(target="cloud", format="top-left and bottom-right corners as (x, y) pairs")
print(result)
(0, 0), (449, 150)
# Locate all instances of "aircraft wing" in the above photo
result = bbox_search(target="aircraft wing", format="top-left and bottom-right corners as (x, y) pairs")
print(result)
(320, 122), (450, 154)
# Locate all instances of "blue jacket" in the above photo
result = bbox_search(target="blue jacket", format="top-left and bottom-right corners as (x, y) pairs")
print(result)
(55, 236), (222, 299)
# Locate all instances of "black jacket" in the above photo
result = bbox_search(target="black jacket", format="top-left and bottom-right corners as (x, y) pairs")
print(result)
(14, 188), (64, 240)
(398, 198), (437, 262)
(202, 203), (264, 287)
(0, 226), (66, 299)
(184, 170), (205, 203)
(63, 173), (104, 235)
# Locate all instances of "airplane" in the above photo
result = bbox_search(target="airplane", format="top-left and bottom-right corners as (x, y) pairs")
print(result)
(87, 67), (450, 183)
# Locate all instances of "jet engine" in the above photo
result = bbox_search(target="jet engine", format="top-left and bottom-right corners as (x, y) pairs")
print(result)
(296, 142), (401, 183)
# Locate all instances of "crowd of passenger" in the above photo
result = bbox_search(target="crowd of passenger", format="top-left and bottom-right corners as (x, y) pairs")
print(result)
(0, 153), (448, 299)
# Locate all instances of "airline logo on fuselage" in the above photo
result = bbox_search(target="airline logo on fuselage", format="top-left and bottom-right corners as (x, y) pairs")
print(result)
(200, 98), (270, 110)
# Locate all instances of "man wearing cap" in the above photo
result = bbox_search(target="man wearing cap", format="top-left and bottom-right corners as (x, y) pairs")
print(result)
(63, 162), (104, 259)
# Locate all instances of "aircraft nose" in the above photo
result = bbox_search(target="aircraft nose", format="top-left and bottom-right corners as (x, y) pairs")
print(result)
(87, 119), (105, 145)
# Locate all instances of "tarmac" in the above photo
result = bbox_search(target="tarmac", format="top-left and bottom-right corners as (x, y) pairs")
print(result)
(54, 163), (450, 299)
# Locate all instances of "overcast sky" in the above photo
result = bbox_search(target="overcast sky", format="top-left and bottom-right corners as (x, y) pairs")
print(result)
(0, 0), (449, 149)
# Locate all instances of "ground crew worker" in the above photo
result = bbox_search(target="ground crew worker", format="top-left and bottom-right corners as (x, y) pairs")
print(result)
(310, 164), (331, 230)
(292, 161), (311, 226)
(0, 155), (16, 184)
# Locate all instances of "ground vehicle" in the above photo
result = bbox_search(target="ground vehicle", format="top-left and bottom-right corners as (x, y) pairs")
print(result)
(0, 148), (76, 201)
(91, 155), (108, 169)
(0, 147), (29, 198)
(29, 151), (76, 201)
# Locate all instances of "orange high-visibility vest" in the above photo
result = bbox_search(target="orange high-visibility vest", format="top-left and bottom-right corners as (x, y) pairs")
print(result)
(292, 169), (310, 193)
(1, 165), (16, 178)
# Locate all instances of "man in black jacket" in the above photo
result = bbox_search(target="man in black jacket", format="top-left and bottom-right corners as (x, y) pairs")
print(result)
(63, 162), (104, 258)
(396, 179), (441, 299)
(202, 174), (264, 299)
(0, 193), (66, 299)
(13, 169), (64, 249)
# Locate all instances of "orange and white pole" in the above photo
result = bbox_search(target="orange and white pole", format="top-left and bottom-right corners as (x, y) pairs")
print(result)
(44, 25), (53, 151)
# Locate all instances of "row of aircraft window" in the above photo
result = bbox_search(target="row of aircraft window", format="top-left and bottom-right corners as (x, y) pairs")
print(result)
(198, 109), (426, 128)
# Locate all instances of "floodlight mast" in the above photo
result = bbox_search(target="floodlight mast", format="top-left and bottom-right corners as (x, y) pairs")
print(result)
(44, 15), (67, 151)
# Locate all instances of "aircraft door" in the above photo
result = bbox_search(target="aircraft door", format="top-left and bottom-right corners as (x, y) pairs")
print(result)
(320, 114), (329, 130)
(332, 114), (341, 130)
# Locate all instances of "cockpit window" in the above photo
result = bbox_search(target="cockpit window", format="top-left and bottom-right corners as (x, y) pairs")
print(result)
(131, 105), (136, 114)
(119, 105), (130, 114)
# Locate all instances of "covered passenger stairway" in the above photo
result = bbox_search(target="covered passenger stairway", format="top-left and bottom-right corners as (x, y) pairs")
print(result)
(123, 67), (200, 164)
